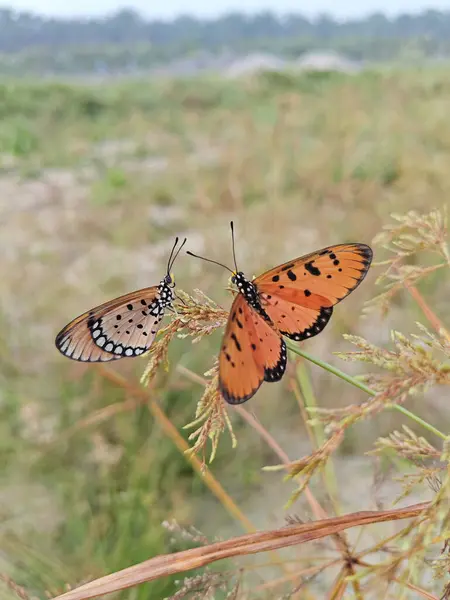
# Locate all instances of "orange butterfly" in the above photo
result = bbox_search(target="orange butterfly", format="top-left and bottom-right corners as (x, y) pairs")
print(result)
(55, 237), (186, 362)
(188, 224), (372, 404)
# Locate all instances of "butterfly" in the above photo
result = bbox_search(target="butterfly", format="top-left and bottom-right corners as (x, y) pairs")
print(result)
(187, 224), (372, 404)
(55, 237), (186, 362)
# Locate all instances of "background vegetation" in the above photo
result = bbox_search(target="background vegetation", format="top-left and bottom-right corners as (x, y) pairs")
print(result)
(0, 22), (449, 599)
(1, 8), (450, 75)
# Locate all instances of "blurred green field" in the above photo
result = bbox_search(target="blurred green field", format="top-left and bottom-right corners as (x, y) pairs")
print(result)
(0, 68), (448, 599)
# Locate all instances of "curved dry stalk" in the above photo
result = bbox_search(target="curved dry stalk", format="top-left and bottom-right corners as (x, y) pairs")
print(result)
(50, 502), (430, 600)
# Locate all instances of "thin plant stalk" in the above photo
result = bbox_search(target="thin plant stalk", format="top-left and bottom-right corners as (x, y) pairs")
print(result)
(96, 366), (297, 577)
(294, 361), (341, 510)
(177, 364), (360, 584)
(285, 342), (447, 441)
(97, 366), (257, 533)
(405, 282), (449, 341)
(176, 364), (328, 521)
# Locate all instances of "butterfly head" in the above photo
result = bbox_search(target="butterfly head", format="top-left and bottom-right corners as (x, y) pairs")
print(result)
(164, 272), (175, 288)
(230, 271), (244, 286)
(230, 271), (261, 307)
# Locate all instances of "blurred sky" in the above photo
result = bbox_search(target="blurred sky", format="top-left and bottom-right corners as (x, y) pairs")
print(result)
(2, 0), (450, 19)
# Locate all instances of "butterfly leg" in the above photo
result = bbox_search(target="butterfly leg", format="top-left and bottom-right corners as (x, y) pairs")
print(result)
(174, 292), (187, 306)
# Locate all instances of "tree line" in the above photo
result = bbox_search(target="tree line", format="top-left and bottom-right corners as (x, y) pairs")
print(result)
(1, 7), (450, 54)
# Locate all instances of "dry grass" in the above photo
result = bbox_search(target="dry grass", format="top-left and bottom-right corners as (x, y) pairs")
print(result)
(47, 206), (448, 600)
(1, 69), (450, 599)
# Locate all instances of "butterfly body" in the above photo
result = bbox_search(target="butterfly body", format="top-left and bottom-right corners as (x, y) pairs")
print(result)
(219, 243), (373, 404)
(56, 238), (186, 363)
(231, 271), (271, 322)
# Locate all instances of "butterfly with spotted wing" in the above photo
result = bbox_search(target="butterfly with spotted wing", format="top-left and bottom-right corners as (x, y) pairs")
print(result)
(187, 224), (372, 404)
(55, 237), (186, 362)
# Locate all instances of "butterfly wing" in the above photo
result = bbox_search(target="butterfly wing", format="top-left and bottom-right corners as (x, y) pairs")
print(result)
(254, 243), (372, 341)
(219, 294), (287, 404)
(55, 286), (168, 362)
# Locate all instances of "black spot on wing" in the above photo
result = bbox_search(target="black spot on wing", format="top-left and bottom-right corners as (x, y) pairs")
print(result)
(305, 261), (321, 276)
(230, 332), (242, 352)
(287, 269), (297, 281)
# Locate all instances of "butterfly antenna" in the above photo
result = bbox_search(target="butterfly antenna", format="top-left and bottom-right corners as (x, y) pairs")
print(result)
(166, 237), (179, 275)
(230, 221), (239, 273)
(186, 251), (234, 274)
(169, 237), (187, 272)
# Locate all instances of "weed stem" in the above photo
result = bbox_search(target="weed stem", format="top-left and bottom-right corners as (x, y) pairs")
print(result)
(285, 342), (447, 441)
